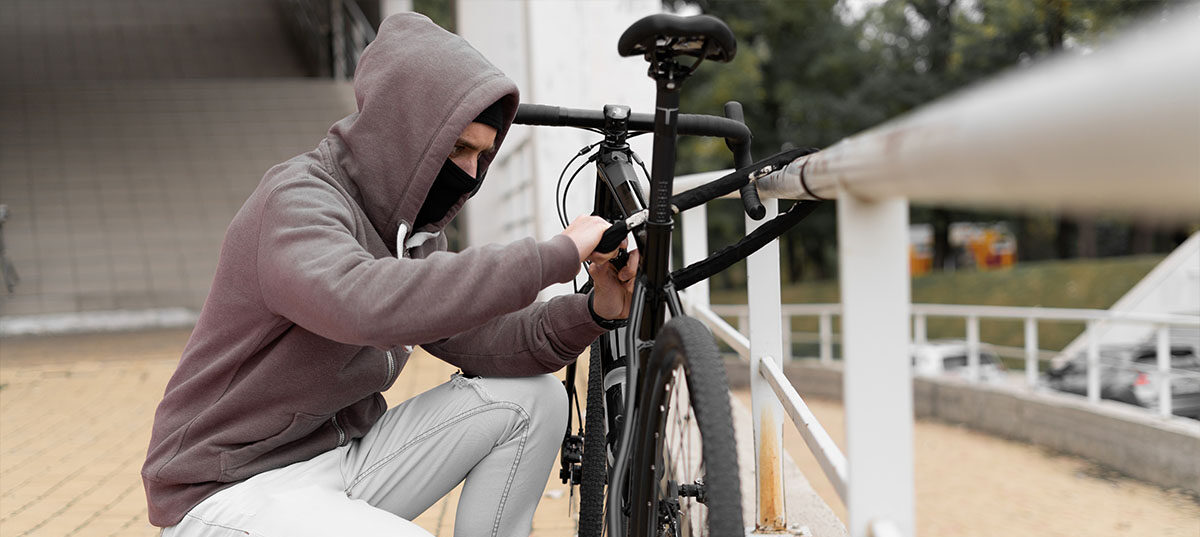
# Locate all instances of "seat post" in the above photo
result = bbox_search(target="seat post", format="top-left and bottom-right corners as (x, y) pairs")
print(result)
(637, 58), (688, 342)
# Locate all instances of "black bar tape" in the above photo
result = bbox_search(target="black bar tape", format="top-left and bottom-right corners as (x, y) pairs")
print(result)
(595, 219), (628, 254)
(514, 104), (750, 142)
(738, 182), (766, 220)
(513, 104), (564, 126)
(723, 101), (765, 221)
(670, 147), (816, 213)
(671, 201), (822, 290)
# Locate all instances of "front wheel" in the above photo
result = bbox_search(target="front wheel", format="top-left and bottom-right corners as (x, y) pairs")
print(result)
(644, 316), (743, 536)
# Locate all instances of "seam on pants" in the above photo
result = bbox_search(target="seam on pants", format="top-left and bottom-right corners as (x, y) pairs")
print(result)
(490, 407), (530, 537)
(345, 401), (529, 494)
(181, 514), (251, 536)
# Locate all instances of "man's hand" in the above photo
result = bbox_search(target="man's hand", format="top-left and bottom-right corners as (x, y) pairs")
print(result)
(589, 249), (640, 321)
(561, 215), (624, 264)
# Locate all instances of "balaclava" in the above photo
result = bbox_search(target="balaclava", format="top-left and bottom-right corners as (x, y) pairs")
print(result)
(413, 100), (506, 229)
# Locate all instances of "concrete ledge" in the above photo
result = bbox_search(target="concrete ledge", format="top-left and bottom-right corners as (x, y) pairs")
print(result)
(0, 308), (198, 337)
(725, 358), (1200, 494)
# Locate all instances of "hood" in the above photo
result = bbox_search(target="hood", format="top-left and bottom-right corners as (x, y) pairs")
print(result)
(328, 13), (519, 250)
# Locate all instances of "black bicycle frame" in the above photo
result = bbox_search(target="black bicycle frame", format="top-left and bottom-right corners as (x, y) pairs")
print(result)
(513, 96), (810, 537)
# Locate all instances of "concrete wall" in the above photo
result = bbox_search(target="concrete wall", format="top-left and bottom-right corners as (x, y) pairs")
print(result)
(458, 0), (659, 297)
(726, 359), (1200, 494)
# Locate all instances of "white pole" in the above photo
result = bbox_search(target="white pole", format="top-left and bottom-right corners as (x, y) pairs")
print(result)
(746, 199), (787, 531)
(1086, 320), (1101, 404)
(838, 193), (914, 537)
(913, 313), (927, 346)
(1024, 317), (1039, 388)
(681, 204), (710, 311)
(1157, 325), (1172, 417)
(966, 315), (980, 383)
(819, 311), (833, 364)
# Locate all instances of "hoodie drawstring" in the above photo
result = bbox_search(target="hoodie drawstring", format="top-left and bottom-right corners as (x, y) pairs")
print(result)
(395, 222), (438, 258)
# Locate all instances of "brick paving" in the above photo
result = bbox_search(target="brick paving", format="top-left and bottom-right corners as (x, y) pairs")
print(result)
(13, 329), (1194, 537)
(0, 330), (586, 536)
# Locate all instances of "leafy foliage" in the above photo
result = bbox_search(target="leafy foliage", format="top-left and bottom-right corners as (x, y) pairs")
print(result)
(668, 0), (1190, 288)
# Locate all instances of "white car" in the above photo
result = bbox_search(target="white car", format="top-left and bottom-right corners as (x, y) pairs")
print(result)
(911, 339), (1007, 384)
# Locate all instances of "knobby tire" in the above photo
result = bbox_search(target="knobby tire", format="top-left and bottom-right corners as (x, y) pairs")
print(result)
(578, 340), (609, 537)
(647, 316), (742, 537)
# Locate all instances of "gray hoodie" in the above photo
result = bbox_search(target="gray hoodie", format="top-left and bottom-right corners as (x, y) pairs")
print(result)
(141, 13), (605, 527)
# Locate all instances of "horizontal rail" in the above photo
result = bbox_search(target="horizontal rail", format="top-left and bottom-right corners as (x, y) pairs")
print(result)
(913, 304), (1199, 325)
(748, 6), (1200, 218)
(759, 356), (850, 503)
(710, 303), (1200, 327)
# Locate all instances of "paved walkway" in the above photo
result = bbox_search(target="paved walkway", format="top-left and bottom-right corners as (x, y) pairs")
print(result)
(4, 331), (1197, 536)
(0, 330), (595, 536)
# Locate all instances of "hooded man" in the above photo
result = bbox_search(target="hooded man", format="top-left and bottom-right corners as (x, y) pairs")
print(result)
(143, 13), (637, 537)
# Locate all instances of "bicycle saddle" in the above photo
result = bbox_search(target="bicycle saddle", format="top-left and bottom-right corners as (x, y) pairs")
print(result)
(617, 14), (737, 63)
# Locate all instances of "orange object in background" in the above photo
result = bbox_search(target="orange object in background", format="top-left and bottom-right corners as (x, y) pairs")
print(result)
(910, 223), (1016, 275)
(961, 225), (1017, 270)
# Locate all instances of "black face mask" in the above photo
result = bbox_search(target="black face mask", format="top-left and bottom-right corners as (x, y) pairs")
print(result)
(413, 158), (481, 229)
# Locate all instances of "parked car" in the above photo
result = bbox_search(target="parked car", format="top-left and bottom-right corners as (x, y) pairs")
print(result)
(911, 339), (1007, 384)
(1043, 344), (1200, 419)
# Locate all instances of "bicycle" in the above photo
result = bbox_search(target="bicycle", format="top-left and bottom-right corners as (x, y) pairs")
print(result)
(514, 13), (821, 537)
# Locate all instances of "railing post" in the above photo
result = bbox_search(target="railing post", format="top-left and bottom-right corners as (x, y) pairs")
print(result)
(1086, 320), (1101, 404)
(966, 315), (981, 383)
(746, 199), (788, 532)
(680, 203), (710, 312)
(838, 193), (914, 537)
(819, 311), (833, 364)
(330, 0), (347, 79)
(913, 312), (927, 346)
(1024, 317), (1039, 388)
(1157, 325), (1172, 417)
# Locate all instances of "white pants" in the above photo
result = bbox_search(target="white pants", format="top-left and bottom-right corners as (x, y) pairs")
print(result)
(163, 374), (568, 537)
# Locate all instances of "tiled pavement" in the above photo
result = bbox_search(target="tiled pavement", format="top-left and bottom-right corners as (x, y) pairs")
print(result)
(6, 331), (1200, 537)
(0, 331), (583, 537)
(0, 328), (843, 537)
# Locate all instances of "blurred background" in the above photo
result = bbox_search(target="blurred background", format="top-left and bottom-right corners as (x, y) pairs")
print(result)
(0, 1), (1198, 536)
(1, 0), (1195, 335)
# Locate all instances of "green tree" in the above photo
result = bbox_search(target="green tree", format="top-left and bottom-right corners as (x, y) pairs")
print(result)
(671, 0), (1189, 285)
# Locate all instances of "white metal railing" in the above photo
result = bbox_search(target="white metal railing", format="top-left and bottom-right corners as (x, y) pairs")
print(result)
(676, 7), (1200, 535)
(706, 302), (1200, 417)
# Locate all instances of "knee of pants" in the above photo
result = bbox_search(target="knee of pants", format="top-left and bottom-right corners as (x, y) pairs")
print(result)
(525, 373), (568, 434)
(479, 374), (568, 438)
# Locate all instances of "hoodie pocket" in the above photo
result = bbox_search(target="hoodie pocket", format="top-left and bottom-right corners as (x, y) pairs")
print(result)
(218, 412), (327, 481)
